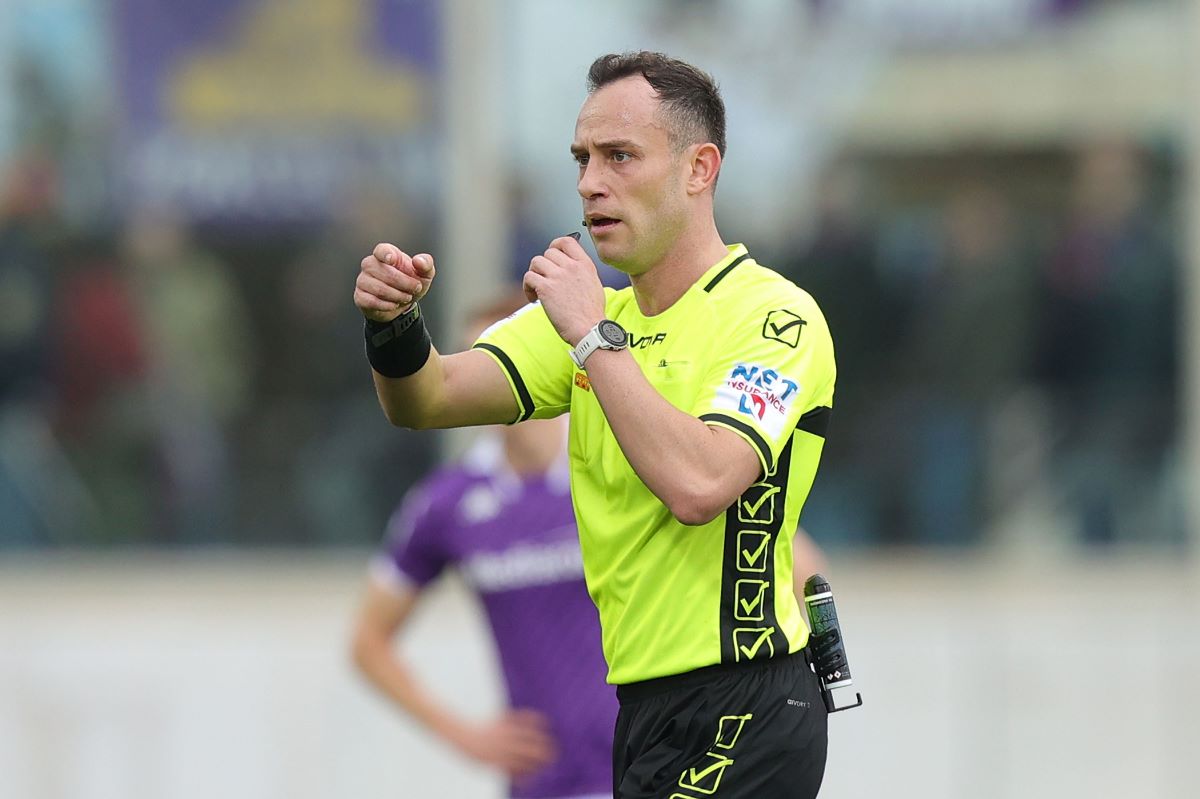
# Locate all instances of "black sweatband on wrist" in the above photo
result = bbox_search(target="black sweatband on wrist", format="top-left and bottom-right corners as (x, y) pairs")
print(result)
(364, 304), (432, 378)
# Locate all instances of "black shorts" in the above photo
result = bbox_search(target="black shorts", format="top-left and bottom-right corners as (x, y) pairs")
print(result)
(612, 650), (828, 799)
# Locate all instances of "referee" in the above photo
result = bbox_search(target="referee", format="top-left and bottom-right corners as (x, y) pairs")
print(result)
(354, 51), (838, 799)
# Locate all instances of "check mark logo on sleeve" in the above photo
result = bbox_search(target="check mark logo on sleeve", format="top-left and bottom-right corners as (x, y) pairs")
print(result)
(762, 310), (807, 347)
(768, 318), (804, 336)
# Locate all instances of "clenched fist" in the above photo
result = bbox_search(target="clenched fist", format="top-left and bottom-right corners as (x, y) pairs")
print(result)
(354, 243), (436, 323)
(523, 234), (606, 345)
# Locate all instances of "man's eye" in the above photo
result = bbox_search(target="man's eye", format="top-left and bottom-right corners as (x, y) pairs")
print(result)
(575, 155), (589, 167)
(612, 152), (631, 163)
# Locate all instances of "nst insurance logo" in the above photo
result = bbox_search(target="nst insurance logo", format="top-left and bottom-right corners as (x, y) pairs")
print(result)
(715, 363), (801, 439)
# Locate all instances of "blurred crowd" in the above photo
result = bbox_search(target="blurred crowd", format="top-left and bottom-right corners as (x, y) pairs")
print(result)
(0, 31), (1186, 551)
(0, 134), (1184, 550)
(0, 145), (439, 547)
(771, 140), (1183, 548)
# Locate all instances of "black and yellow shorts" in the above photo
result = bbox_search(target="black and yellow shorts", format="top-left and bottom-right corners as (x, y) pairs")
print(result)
(612, 650), (828, 799)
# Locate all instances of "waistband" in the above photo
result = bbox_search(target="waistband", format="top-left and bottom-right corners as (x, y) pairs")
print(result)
(615, 648), (812, 706)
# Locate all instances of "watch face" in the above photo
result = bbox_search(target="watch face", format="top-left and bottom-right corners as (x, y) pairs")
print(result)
(597, 319), (627, 347)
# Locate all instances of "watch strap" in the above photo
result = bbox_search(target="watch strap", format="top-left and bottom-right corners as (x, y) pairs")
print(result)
(570, 319), (626, 369)
(570, 326), (604, 369)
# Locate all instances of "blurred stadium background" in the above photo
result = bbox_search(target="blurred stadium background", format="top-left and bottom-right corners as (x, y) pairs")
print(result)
(1, 0), (1198, 797)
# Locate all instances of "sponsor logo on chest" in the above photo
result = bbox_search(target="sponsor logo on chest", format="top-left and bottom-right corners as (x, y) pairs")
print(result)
(627, 331), (667, 349)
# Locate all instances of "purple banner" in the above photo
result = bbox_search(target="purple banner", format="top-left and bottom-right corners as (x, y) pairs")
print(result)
(114, 0), (441, 223)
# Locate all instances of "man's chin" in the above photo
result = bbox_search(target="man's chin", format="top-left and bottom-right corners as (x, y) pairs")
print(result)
(594, 244), (619, 267)
(593, 242), (633, 274)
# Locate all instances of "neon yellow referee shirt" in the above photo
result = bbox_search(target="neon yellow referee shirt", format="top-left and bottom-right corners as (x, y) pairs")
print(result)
(474, 244), (836, 684)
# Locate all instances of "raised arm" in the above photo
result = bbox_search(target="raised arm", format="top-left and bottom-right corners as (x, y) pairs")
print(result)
(582, 348), (762, 524)
(524, 236), (761, 525)
(354, 243), (519, 429)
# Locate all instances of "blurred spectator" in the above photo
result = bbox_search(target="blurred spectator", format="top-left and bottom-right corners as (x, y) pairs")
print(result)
(775, 160), (894, 546)
(0, 151), (74, 545)
(891, 182), (1037, 545)
(1034, 140), (1180, 544)
(271, 186), (437, 544)
(0, 152), (57, 405)
(121, 208), (252, 543)
(53, 233), (156, 543)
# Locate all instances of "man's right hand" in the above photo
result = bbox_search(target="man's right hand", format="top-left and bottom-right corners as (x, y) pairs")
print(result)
(447, 708), (558, 779)
(354, 243), (436, 323)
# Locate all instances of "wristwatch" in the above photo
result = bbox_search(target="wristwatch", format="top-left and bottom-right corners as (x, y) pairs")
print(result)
(570, 319), (628, 368)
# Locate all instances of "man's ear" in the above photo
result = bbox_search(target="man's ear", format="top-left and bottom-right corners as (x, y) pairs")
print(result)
(685, 143), (722, 196)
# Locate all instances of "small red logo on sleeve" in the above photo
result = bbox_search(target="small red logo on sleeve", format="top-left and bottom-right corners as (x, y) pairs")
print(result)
(574, 372), (592, 392)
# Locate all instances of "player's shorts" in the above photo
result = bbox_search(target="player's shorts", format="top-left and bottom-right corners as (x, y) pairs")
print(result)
(612, 649), (827, 799)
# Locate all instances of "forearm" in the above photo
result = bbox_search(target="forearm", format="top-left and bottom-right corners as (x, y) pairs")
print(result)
(583, 349), (756, 524)
(353, 634), (471, 745)
(371, 347), (519, 430)
(371, 345), (450, 429)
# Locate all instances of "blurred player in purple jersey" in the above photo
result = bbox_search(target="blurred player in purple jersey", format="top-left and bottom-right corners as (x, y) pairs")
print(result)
(349, 290), (614, 799)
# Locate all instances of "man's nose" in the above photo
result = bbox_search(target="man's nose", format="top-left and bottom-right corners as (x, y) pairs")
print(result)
(577, 161), (607, 199)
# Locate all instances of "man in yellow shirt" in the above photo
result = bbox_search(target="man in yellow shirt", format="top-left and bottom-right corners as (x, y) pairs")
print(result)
(353, 51), (837, 799)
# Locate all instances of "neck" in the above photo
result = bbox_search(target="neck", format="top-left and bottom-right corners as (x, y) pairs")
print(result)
(629, 218), (727, 316)
(501, 419), (564, 476)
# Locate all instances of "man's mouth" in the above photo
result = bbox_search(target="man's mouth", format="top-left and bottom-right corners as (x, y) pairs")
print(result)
(588, 217), (621, 233)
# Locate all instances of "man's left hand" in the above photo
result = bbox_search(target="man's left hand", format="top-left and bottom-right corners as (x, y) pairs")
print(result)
(523, 235), (606, 345)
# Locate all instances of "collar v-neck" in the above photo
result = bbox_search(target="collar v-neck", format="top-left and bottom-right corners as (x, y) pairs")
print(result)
(627, 244), (751, 321)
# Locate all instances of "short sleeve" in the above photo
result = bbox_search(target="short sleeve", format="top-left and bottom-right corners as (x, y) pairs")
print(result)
(371, 481), (451, 592)
(693, 292), (835, 476)
(472, 301), (573, 423)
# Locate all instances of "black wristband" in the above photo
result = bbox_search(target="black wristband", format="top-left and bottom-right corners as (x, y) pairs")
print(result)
(364, 304), (432, 378)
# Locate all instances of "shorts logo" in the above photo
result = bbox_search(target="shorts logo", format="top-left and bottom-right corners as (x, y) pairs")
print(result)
(671, 715), (754, 797)
(677, 752), (735, 795)
(714, 362), (801, 439)
(714, 714), (753, 749)
(762, 309), (806, 347)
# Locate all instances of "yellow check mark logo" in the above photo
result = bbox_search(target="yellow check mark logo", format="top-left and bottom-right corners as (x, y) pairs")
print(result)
(738, 484), (780, 523)
(740, 591), (764, 616)
(736, 580), (769, 620)
(738, 532), (770, 571)
(734, 627), (776, 661)
(679, 752), (734, 794)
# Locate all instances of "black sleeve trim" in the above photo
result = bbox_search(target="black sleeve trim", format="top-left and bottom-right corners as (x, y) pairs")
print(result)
(702, 253), (751, 293)
(700, 412), (775, 474)
(472, 343), (535, 423)
(796, 406), (832, 438)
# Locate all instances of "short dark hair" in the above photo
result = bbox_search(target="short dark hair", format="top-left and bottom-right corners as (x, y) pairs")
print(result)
(586, 51), (726, 159)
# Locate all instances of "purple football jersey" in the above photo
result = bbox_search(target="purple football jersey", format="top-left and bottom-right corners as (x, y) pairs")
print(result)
(373, 436), (615, 799)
